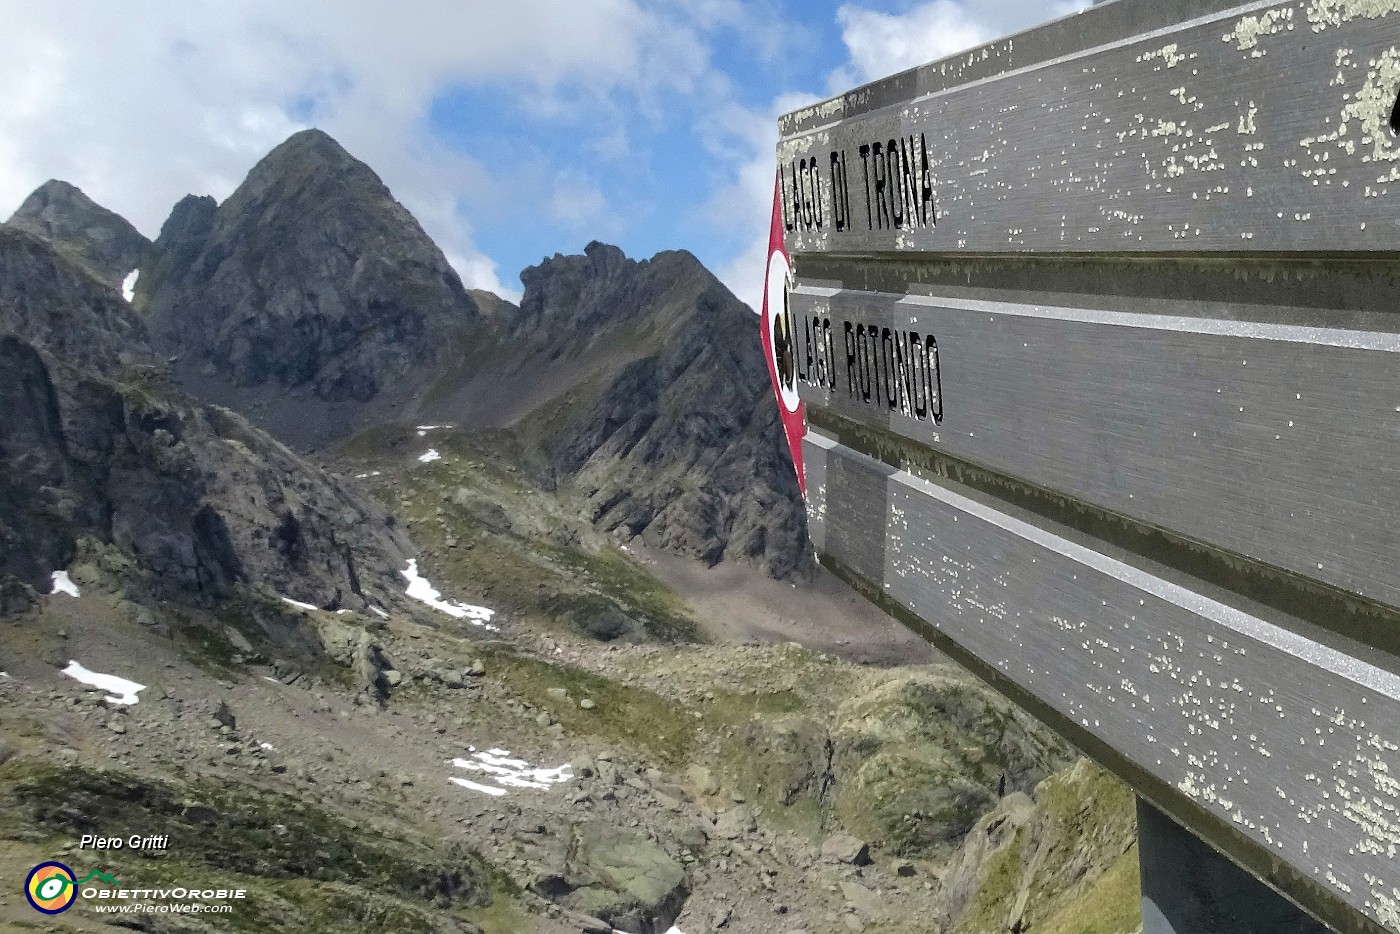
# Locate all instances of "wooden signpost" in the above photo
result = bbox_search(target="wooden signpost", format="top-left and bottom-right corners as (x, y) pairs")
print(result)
(770, 2), (1400, 932)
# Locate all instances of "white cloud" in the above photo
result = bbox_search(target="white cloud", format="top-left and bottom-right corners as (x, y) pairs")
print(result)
(708, 92), (820, 313)
(0, 0), (725, 300)
(0, 0), (1096, 310)
(834, 1), (991, 87)
(833, 0), (1093, 88)
(548, 172), (620, 237)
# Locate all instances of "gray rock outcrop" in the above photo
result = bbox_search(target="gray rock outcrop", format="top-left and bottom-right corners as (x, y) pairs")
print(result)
(0, 226), (148, 371)
(559, 822), (689, 934)
(831, 669), (1074, 857)
(7, 180), (149, 288)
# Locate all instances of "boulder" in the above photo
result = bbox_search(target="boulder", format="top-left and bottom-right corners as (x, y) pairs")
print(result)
(562, 823), (689, 934)
(686, 764), (720, 797)
(933, 760), (1138, 934)
(831, 669), (1072, 858)
(821, 832), (871, 866)
(713, 805), (757, 840)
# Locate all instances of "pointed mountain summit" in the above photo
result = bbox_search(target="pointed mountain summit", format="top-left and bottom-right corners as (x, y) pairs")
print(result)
(142, 128), (481, 446)
(7, 179), (150, 289)
(136, 129), (807, 577)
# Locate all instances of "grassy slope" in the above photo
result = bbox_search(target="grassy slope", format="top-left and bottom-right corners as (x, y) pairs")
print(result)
(337, 429), (700, 643)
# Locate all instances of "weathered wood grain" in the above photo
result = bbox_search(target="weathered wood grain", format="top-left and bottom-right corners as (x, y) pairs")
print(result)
(777, 0), (1400, 255)
(781, 4), (1400, 930)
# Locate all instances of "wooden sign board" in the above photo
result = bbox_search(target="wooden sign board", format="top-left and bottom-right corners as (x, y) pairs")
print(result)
(778, 3), (1400, 932)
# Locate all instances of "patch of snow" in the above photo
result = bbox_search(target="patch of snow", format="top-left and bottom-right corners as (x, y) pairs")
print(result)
(450, 777), (508, 797)
(355, 470), (385, 479)
(369, 606), (390, 619)
(262, 676), (280, 683)
(280, 597), (317, 611)
(449, 748), (573, 797)
(121, 269), (139, 302)
(401, 560), (498, 629)
(61, 661), (145, 705)
(259, 742), (276, 751)
(50, 571), (80, 597)
(417, 449), (442, 463)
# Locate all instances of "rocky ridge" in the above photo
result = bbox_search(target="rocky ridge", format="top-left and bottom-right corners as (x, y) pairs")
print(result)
(130, 127), (807, 578)
(0, 220), (415, 638)
(502, 243), (810, 578)
(0, 225), (148, 371)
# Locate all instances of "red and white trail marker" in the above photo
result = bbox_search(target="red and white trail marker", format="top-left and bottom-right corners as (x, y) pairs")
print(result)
(759, 171), (806, 494)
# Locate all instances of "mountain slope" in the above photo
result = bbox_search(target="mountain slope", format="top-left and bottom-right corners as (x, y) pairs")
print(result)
(141, 128), (481, 447)
(0, 144), (1140, 934)
(0, 221), (413, 623)
(421, 241), (811, 578)
(6, 179), (149, 289)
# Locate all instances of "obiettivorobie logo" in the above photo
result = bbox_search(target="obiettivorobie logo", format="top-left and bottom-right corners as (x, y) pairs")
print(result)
(24, 862), (121, 914)
(24, 860), (246, 916)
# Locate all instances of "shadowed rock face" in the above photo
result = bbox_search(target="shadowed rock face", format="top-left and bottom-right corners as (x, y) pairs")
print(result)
(7, 180), (150, 289)
(0, 230), (411, 616)
(141, 128), (480, 445)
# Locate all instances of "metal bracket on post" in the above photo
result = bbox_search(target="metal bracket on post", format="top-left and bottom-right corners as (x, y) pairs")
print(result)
(1137, 799), (1330, 934)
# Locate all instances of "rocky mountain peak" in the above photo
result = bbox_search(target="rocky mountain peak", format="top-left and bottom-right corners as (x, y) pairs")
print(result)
(465, 241), (811, 578)
(219, 128), (388, 221)
(513, 241), (717, 347)
(155, 194), (218, 246)
(140, 129), (481, 447)
(7, 179), (149, 289)
(138, 195), (218, 301)
(582, 239), (628, 270)
(13, 178), (86, 213)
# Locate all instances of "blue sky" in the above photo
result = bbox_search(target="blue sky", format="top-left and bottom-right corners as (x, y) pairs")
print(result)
(0, 0), (1085, 308)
